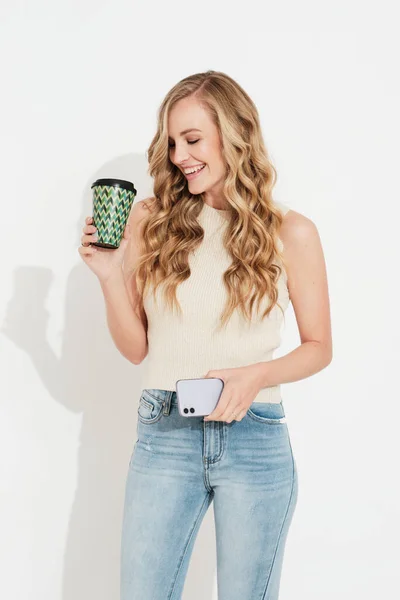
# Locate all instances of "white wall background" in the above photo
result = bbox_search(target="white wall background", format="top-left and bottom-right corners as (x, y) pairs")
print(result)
(1, 1), (399, 599)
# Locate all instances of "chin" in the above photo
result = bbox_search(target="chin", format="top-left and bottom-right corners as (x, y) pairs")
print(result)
(188, 182), (207, 193)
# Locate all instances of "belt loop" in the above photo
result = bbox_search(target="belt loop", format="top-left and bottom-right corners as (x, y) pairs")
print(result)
(163, 390), (174, 416)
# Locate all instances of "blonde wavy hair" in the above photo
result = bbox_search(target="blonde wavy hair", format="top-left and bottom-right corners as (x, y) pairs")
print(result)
(133, 70), (288, 331)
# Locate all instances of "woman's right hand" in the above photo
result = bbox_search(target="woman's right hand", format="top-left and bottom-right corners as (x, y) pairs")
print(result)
(78, 216), (131, 283)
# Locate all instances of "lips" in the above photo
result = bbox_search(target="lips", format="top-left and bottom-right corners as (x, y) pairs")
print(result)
(184, 164), (206, 180)
(183, 164), (205, 175)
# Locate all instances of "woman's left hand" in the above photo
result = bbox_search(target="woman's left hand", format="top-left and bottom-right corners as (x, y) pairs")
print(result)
(202, 365), (263, 422)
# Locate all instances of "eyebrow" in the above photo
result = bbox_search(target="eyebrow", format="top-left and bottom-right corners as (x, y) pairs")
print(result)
(168, 128), (202, 140)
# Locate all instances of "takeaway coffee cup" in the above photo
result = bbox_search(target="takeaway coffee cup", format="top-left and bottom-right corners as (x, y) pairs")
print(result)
(90, 178), (137, 249)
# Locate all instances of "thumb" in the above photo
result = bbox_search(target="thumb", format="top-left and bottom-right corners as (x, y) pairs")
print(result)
(203, 371), (215, 378)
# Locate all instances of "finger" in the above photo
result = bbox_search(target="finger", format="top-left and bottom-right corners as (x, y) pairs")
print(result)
(81, 233), (98, 245)
(204, 411), (222, 421)
(222, 405), (245, 423)
(85, 216), (93, 224)
(204, 409), (217, 420)
(236, 408), (246, 421)
(225, 409), (242, 423)
(206, 404), (228, 420)
(206, 402), (228, 421)
(78, 245), (97, 256)
(204, 394), (229, 421)
(83, 225), (97, 234)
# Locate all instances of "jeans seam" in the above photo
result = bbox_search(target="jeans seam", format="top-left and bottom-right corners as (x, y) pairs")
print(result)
(138, 395), (165, 424)
(247, 412), (287, 424)
(139, 397), (154, 411)
(142, 388), (167, 403)
(167, 492), (212, 599)
(261, 434), (295, 599)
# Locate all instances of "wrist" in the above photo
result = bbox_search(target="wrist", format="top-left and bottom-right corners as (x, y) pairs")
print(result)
(99, 267), (124, 289)
(248, 361), (270, 390)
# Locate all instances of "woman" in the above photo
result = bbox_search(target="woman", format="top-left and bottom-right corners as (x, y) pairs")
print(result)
(79, 70), (332, 600)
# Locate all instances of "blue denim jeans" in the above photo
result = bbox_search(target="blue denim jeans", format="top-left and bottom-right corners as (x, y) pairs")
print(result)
(120, 389), (298, 600)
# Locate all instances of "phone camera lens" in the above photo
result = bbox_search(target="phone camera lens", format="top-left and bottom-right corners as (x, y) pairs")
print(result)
(183, 408), (188, 414)
(190, 407), (195, 413)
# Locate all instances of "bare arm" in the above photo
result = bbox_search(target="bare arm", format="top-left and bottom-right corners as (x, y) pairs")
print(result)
(253, 209), (333, 388)
(100, 199), (151, 365)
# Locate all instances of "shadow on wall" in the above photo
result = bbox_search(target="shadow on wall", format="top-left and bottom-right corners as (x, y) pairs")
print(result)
(1, 153), (217, 600)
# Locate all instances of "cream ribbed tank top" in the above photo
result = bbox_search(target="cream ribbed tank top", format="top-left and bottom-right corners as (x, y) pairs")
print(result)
(140, 200), (291, 404)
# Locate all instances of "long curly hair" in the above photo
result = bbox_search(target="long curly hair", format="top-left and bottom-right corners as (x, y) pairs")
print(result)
(131, 70), (288, 331)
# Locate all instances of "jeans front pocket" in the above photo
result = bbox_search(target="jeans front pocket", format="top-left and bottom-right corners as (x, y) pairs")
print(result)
(137, 389), (165, 424)
(246, 401), (287, 424)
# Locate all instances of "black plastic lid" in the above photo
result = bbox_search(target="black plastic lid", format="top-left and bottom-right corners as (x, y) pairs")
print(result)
(91, 178), (136, 194)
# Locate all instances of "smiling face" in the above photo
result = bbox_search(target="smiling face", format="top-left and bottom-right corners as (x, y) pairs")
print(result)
(167, 96), (227, 203)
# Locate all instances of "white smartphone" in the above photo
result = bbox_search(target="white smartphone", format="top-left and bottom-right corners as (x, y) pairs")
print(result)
(176, 377), (224, 417)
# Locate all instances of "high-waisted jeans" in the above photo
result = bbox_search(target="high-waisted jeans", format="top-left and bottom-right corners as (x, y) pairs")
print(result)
(120, 389), (298, 600)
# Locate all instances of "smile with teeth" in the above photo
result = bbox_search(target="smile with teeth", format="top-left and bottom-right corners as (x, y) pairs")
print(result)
(184, 164), (206, 179)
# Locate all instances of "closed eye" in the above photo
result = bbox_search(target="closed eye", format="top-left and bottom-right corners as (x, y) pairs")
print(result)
(168, 139), (199, 148)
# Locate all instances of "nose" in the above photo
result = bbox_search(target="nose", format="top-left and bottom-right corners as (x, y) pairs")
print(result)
(171, 143), (190, 167)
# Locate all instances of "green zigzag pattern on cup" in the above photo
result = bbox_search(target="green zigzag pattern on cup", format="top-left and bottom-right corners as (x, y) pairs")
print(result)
(92, 185), (136, 248)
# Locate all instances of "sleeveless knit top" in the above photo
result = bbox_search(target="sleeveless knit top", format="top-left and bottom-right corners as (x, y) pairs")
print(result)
(140, 200), (291, 404)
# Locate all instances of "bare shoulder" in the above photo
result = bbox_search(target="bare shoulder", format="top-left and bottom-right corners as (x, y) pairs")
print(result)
(278, 207), (328, 301)
(279, 208), (320, 251)
(278, 207), (326, 293)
